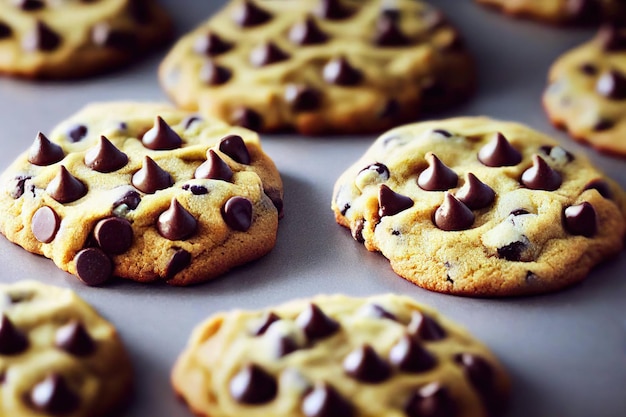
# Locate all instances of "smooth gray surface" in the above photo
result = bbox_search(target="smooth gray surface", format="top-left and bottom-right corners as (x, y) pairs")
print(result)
(0, 1), (625, 416)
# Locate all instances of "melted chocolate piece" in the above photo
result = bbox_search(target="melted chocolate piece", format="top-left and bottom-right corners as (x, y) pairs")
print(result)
(233, 0), (272, 27)
(92, 23), (137, 50)
(285, 85), (322, 112)
(194, 31), (232, 56)
(200, 61), (232, 86)
(165, 249), (191, 279)
(250, 42), (289, 67)
(132, 156), (173, 194)
(31, 206), (60, 243)
(497, 241), (526, 261)
(378, 184), (413, 217)
(195, 149), (233, 181)
(229, 364), (277, 404)
(84, 136), (128, 173)
(55, 321), (95, 356)
(317, 0), (352, 20)
(343, 345), (391, 383)
(68, 125), (88, 142)
(10, 175), (31, 199)
(113, 190), (141, 211)
(0, 314), (28, 355)
(94, 217), (133, 254)
(289, 16), (328, 45)
(157, 198), (198, 241)
(323, 57), (363, 86)
(405, 382), (456, 417)
(222, 196), (253, 231)
(252, 312), (280, 336)
(17, 0), (45, 12)
(478, 133), (522, 167)
(46, 166), (87, 204)
(455, 173), (495, 210)
(28, 132), (64, 166)
(232, 107), (263, 131)
(434, 193), (474, 231)
(375, 15), (409, 46)
(564, 202), (597, 237)
(389, 335), (436, 373)
(74, 248), (112, 286)
(29, 374), (79, 414)
(23, 20), (61, 52)
(301, 382), (354, 417)
(219, 135), (251, 164)
(418, 154), (458, 191)
(359, 163), (390, 181)
(520, 155), (562, 191)
(0, 22), (11, 39)
(585, 179), (612, 198)
(296, 304), (339, 340)
(352, 218), (365, 243)
(142, 116), (183, 150)
(597, 24), (626, 51)
(593, 118), (615, 132)
(407, 311), (446, 341)
(596, 69), (626, 99)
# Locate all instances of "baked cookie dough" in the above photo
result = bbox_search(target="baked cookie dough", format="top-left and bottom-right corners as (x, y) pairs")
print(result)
(172, 293), (510, 417)
(332, 117), (626, 296)
(543, 25), (626, 157)
(0, 102), (283, 286)
(0, 280), (132, 417)
(0, 0), (172, 79)
(159, 0), (474, 135)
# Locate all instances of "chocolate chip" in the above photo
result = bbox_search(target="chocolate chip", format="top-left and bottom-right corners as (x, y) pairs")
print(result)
(16, 0), (45, 11)
(389, 335), (436, 373)
(92, 23), (137, 50)
(276, 336), (298, 357)
(233, 0), (272, 27)
(359, 163), (390, 181)
(67, 125), (88, 142)
(405, 382), (456, 417)
(229, 364), (277, 404)
(343, 345), (391, 383)
(478, 132), (522, 167)
(597, 24), (626, 51)
(132, 156), (173, 194)
(193, 31), (232, 56)
(10, 175), (31, 199)
(285, 85), (322, 112)
(222, 196), (253, 231)
(250, 42), (289, 67)
(511, 209), (530, 216)
(46, 166), (87, 204)
(142, 116), (183, 150)
(232, 107), (263, 131)
(316, 0), (353, 20)
(418, 153), (458, 191)
(113, 190), (141, 211)
(264, 187), (284, 218)
(521, 155), (562, 191)
(378, 184), (414, 217)
(157, 198), (198, 241)
(28, 132), (64, 166)
(585, 179), (612, 198)
(565, 0), (602, 24)
(301, 382), (354, 417)
(23, 20), (61, 52)
(29, 374), (79, 415)
(407, 311), (446, 341)
(0, 314), (28, 355)
(289, 16), (328, 45)
(365, 304), (397, 321)
(455, 173), (495, 210)
(183, 184), (209, 195)
(165, 249), (191, 279)
(296, 304), (339, 341)
(195, 149), (233, 181)
(352, 218), (365, 243)
(497, 241), (526, 261)
(219, 135), (251, 164)
(84, 136), (128, 173)
(434, 192), (474, 231)
(74, 248), (112, 286)
(55, 321), (95, 356)
(455, 353), (505, 416)
(596, 69), (626, 99)
(579, 63), (598, 76)
(375, 15), (409, 46)
(200, 61), (232, 86)
(593, 118), (615, 131)
(94, 217), (133, 254)
(31, 206), (60, 243)
(183, 116), (202, 129)
(0, 22), (12, 39)
(252, 312), (280, 336)
(564, 202), (597, 237)
(323, 57), (363, 86)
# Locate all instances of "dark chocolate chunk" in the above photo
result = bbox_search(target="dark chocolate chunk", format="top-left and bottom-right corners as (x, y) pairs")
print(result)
(55, 321), (95, 356)
(434, 193), (474, 231)
(132, 156), (173, 194)
(219, 135), (251, 164)
(405, 382), (456, 417)
(92, 23), (137, 50)
(359, 163), (390, 181)
(323, 57), (363, 86)
(23, 20), (61, 52)
(316, 0), (353, 20)
(46, 166), (87, 204)
(0, 314), (28, 355)
(193, 31), (232, 56)
(10, 175), (32, 199)
(378, 184), (413, 217)
(67, 125), (88, 142)
(142, 116), (183, 150)
(157, 198), (198, 241)
(222, 196), (253, 231)
(229, 364), (277, 404)
(579, 63), (598, 75)
(301, 382), (354, 417)
(455, 173), (495, 210)
(285, 85), (322, 112)
(232, 107), (263, 131)
(417, 154), (458, 191)
(113, 190), (141, 211)
(84, 136), (128, 173)
(585, 179), (612, 198)
(296, 304), (339, 340)
(252, 312), (280, 336)
(593, 118), (615, 132)
(597, 24), (626, 51)
(289, 16), (328, 45)
(0, 22), (12, 39)
(29, 374), (79, 415)
(165, 249), (191, 279)
(375, 15), (409, 46)
(17, 0), (45, 12)
(497, 241), (526, 261)
(250, 42), (289, 67)
(343, 345), (391, 383)
(31, 206), (60, 243)
(28, 132), (64, 166)
(407, 311), (446, 341)
(233, 0), (272, 27)
(596, 69), (626, 100)
(564, 202), (597, 237)
(389, 335), (436, 373)
(74, 248), (112, 286)
(520, 155), (562, 191)
(94, 217), (133, 254)
(195, 149), (233, 181)
(200, 61), (232, 86)
(478, 132), (522, 167)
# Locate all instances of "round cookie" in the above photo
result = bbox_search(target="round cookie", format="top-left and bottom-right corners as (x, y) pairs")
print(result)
(158, 0), (474, 135)
(0, 280), (132, 417)
(332, 117), (626, 296)
(543, 25), (626, 157)
(172, 293), (510, 417)
(0, 0), (172, 79)
(0, 102), (283, 286)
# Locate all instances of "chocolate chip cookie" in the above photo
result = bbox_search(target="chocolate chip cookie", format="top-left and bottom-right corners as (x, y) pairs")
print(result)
(543, 25), (626, 157)
(332, 117), (626, 296)
(159, 0), (474, 135)
(0, 102), (283, 286)
(0, 0), (172, 79)
(172, 293), (510, 417)
(0, 280), (132, 417)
